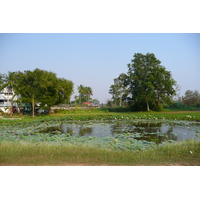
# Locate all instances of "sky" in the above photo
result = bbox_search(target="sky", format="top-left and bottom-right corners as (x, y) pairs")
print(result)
(0, 33), (200, 103)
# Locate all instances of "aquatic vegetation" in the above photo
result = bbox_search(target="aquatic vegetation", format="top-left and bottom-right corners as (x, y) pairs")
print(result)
(1, 113), (200, 152)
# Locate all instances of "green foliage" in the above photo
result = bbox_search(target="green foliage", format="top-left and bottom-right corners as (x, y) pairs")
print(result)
(0, 71), (16, 91)
(109, 73), (129, 106)
(164, 101), (200, 111)
(56, 78), (74, 104)
(104, 107), (131, 112)
(109, 53), (177, 111)
(8, 68), (73, 118)
(128, 53), (176, 111)
(77, 84), (93, 104)
(182, 90), (200, 107)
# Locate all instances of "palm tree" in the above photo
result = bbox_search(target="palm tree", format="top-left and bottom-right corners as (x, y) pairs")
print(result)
(85, 86), (93, 102)
(77, 85), (93, 104)
(77, 84), (85, 104)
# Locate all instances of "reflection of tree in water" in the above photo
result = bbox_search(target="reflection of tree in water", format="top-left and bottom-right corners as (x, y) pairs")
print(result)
(142, 125), (178, 143)
(61, 124), (93, 136)
(112, 122), (179, 144)
(67, 127), (74, 134)
(134, 122), (162, 133)
(111, 123), (127, 133)
(61, 124), (67, 133)
(112, 122), (163, 134)
(165, 126), (178, 141)
(79, 126), (93, 136)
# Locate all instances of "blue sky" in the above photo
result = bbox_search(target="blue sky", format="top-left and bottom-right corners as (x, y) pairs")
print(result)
(0, 33), (200, 103)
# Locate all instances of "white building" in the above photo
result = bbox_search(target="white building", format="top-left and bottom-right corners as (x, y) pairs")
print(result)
(0, 87), (18, 113)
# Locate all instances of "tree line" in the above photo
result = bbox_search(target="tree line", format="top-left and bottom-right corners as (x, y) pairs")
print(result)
(182, 90), (200, 107)
(0, 68), (99, 117)
(1, 52), (198, 115)
(165, 90), (200, 110)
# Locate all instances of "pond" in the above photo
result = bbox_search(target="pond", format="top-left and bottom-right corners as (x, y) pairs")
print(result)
(40, 120), (200, 144)
(1, 119), (200, 151)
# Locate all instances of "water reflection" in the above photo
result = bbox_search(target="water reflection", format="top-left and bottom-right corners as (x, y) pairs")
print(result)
(41, 121), (199, 143)
(61, 124), (67, 133)
(60, 123), (112, 137)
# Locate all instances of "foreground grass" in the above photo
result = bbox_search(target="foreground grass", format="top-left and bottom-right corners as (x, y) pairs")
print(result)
(1, 140), (200, 166)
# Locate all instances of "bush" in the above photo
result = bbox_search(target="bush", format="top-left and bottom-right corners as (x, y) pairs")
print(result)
(106, 107), (131, 112)
(129, 101), (163, 112)
(164, 101), (200, 111)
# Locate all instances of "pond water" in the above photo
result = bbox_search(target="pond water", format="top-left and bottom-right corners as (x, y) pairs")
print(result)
(40, 121), (200, 144)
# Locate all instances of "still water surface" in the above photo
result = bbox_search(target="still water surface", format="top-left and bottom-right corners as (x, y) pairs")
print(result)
(41, 121), (200, 143)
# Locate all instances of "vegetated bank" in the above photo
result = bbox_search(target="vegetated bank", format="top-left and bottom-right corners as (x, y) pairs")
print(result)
(0, 111), (200, 166)
(1, 139), (200, 166)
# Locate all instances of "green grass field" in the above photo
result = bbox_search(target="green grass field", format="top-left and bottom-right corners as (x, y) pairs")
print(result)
(1, 139), (200, 166)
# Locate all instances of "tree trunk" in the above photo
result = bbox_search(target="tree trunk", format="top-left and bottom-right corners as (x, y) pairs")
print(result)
(119, 97), (122, 107)
(147, 101), (149, 111)
(32, 97), (35, 118)
(9, 101), (13, 117)
(79, 94), (81, 104)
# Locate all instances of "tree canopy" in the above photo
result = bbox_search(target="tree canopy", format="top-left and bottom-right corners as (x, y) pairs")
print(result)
(109, 73), (129, 106)
(77, 84), (93, 104)
(1, 68), (73, 118)
(110, 53), (177, 111)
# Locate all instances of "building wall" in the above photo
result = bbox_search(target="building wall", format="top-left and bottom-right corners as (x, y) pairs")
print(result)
(0, 87), (18, 113)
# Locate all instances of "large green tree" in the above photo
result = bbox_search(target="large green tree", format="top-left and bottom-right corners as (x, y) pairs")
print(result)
(13, 68), (73, 118)
(128, 53), (176, 111)
(110, 53), (177, 111)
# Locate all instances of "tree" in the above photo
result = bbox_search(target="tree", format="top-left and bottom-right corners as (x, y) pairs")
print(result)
(127, 53), (176, 111)
(109, 53), (177, 111)
(13, 68), (73, 118)
(85, 86), (93, 102)
(109, 73), (129, 106)
(183, 90), (200, 106)
(77, 84), (85, 104)
(56, 78), (74, 105)
(91, 99), (100, 105)
(0, 74), (5, 90)
(77, 85), (93, 104)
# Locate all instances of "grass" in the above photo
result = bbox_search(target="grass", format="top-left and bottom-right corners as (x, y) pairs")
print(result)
(2, 110), (200, 123)
(1, 139), (200, 166)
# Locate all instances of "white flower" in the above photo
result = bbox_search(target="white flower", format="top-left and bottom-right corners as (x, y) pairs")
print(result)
(190, 151), (193, 154)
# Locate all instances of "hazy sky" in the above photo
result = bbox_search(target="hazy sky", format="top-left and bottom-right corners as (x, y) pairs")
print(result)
(0, 33), (200, 103)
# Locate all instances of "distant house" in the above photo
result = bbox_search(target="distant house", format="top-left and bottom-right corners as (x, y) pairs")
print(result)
(0, 87), (19, 113)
